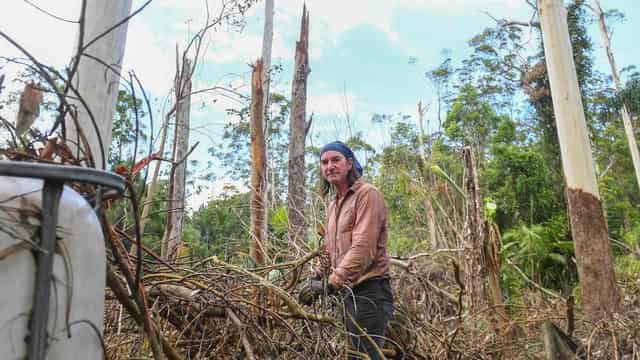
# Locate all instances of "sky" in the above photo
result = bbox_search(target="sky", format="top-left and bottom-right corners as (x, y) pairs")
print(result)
(2, 0), (640, 209)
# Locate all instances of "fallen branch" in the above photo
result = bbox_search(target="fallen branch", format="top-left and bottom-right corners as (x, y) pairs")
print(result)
(210, 256), (334, 323)
(106, 265), (183, 360)
(226, 308), (257, 360)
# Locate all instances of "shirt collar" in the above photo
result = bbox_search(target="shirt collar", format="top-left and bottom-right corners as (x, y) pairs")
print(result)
(335, 179), (363, 204)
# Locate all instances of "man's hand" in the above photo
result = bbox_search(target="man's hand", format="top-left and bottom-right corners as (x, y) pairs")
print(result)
(298, 278), (338, 306)
(298, 279), (323, 306)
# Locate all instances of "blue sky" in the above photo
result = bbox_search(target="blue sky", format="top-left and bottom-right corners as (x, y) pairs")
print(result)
(1, 0), (639, 208)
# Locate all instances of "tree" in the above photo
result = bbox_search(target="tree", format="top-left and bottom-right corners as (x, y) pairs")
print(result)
(589, 0), (640, 193)
(190, 188), (251, 262)
(250, 59), (267, 265)
(425, 51), (454, 131)
(444, 85), (505, 160)
(66, 0), (133, 169)
(162, 58), (192, 260)
(537, 0), (619, 319)
(287, 5), (310, 251)
(484, 119), (561, 229)
(261, 0), (274, 245)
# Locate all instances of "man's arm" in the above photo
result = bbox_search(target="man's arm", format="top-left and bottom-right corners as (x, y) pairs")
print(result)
(329, 187), (385, 288)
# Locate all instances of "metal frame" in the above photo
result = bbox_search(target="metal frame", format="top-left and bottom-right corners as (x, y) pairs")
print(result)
(0, 161), (125, 360)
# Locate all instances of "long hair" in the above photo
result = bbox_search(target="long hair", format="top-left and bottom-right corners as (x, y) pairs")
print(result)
(320, 164), (361, 198)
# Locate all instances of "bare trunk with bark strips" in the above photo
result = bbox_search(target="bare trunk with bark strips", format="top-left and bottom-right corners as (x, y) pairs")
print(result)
(251, 59), (267, 265)
(288, 5), (310, 251)
(538, 0), (619, 320)
(163, 58), (192, 261)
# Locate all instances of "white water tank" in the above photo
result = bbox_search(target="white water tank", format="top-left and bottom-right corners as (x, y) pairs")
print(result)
(0, 177), (105, 359)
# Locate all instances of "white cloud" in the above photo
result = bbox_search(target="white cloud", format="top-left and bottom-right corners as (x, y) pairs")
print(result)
(308, 90), (357, 117)
(121, 16), (177, 94)
(206, 30), (293, 64)
(186, 178), (247, 212)
(0, 2), (79, 68)
(267, 0), (528, 60)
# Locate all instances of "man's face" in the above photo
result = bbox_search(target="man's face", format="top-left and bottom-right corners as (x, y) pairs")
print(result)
(320, 150), (353, 186)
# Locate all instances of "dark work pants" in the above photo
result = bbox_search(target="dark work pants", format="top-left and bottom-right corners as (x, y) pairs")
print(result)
(343, 278), (394, 360)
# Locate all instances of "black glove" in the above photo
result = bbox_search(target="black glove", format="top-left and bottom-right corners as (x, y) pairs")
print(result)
(299, 277), (340, 306)
(298, 278), (323, 306)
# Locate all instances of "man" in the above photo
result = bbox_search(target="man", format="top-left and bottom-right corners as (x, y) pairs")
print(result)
(300, 141), (394, 360)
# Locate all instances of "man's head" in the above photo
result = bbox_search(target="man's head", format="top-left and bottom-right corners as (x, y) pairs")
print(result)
(319, 141), (362, 195)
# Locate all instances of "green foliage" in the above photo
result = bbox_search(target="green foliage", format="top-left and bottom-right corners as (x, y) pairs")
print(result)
(139, 181), (170, 255)
(372, 120), (430, 256)
(110, 90), (146, 166)
(444, 85), (506, 158)
(502, 216), (576, 293)
(618, 73), (640, 117)
(189, 188), (250, 261)
(615, 255), (640, 280)
(484, 139), (562, 229)
(623, 224), (640, 250)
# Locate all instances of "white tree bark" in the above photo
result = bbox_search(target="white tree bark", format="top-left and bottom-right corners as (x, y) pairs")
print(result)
(164, 59), (192, 260)
(592, 0), (640, 192)
(538, 0), (619, 319)
(66, 0), (133, 169)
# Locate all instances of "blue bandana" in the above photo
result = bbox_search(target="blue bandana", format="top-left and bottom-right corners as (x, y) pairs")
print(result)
(319, 141), (363, 176)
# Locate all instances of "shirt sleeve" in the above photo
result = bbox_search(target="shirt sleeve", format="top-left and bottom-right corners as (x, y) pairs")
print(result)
(329, 187), (385, 288)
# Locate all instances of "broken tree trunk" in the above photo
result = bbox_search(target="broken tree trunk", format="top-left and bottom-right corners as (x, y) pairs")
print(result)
(261, 0), (274, 117)
(592, 0), (640, 192)
(417, 101), (441, 250)
(462, 147), (510, 336)
(462, 146), (488, 313)
(261, 0), (274, 246)
(287, 5), (310, 251)
(66, 0), (133, 169)
(250, 59), (267, 266)
(163, 58), (192, 261)
(416, 101), (429, 161)
(538, 0), (619, 319)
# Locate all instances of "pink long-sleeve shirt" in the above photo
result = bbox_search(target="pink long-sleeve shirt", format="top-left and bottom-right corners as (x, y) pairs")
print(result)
(326, 179), (390, 288)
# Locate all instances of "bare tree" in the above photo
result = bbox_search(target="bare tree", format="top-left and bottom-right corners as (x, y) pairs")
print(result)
(287, 5), (310, 251)
(588, 0), (640, 192)
(261, 0), (274, 114)
(162, 58), (192, 260)
(262, 0), (274, 243)
(416, 101), (429, 160)
(158, 1), (254, 260)
(66, 0), (133, 169)
(250, 59), (267, 265)
(538, 0), (619, 320)
(462, 147), (487, 313)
